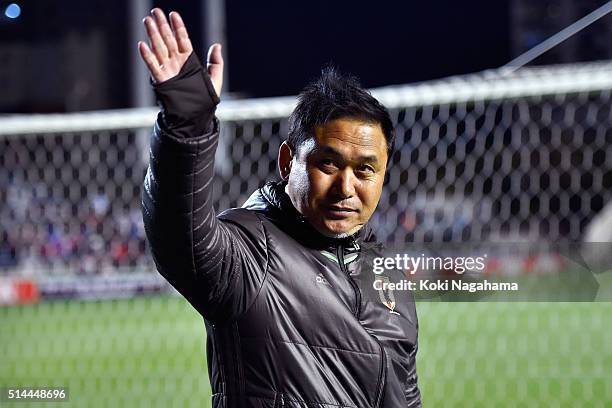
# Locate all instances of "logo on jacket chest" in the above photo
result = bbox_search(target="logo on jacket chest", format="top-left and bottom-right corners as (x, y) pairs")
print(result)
(375, 275), (400, 315)
(315, 272), (330, 286)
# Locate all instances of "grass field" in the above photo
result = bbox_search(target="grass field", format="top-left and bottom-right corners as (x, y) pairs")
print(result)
(1, 296), (611, 407)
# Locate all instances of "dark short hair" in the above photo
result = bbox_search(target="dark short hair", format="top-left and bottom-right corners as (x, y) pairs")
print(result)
(287, 67), (394, 162)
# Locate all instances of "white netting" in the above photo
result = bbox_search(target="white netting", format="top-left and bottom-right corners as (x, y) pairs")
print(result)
(1, 61), (612, 276)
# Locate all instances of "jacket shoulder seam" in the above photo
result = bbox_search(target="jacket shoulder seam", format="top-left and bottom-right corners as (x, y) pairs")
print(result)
(249, 212), (271, 311)
(236, 212), (271, 321)
(214, 210), (271, 326)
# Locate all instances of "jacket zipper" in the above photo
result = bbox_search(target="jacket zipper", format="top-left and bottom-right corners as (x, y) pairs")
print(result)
(336, 243), (361, 318)
(337, 239), (386, 408)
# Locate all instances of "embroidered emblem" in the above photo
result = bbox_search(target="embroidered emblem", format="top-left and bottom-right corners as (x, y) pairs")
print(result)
(376, 276), (400, 315)
(316, 273), (330, 286)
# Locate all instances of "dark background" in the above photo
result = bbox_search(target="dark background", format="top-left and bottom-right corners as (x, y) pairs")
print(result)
(0, 0), (610, 113)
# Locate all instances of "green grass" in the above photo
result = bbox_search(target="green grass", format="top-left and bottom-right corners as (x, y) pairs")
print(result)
(0, 296), (210, 407)
(417, 302), (612, 407)
(1, 297), (611, 407)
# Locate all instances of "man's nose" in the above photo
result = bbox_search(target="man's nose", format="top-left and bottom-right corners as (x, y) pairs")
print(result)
(333, 169), (356, 199)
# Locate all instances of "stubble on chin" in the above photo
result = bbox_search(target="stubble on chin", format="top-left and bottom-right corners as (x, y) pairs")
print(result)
(315, 219), (364, 239)
(319, 229), (351, 239)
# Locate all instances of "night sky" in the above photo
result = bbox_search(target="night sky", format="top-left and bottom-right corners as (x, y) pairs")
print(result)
(223, 1), (511, 96)
(0, 0), (518, 110)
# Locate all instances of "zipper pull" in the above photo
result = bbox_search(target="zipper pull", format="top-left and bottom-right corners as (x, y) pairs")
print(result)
(351, 237), (360, 252)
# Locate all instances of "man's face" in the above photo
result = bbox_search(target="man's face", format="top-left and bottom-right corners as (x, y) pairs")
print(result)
(286, 117), (388, 238)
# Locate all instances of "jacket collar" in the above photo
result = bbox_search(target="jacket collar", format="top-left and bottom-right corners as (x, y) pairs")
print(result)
(242, 180), (377, 250)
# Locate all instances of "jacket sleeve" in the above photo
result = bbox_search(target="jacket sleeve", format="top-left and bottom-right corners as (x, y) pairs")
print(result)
(141, 53), (268, 324)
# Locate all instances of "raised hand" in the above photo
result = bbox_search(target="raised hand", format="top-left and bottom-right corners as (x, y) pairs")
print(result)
(138, 8), (223, 96)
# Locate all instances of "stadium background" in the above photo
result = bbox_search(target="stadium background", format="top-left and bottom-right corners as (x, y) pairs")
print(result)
(1, 1), (612, 407)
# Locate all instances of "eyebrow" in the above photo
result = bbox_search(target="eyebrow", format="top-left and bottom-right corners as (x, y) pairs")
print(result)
(311, 145), (381, 165)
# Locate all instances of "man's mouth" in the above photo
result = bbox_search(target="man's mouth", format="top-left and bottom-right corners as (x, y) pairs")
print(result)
(325, 205), (358, 218)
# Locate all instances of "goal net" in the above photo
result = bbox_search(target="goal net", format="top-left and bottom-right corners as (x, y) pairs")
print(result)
(2, 61), (611, 278)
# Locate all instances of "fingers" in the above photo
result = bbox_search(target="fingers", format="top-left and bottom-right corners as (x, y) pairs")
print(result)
(207, 43), (224, 67)
(138, 9), (197, 84)
(137, 41), (163, 82)
(143, 15), (169, 63)
(169, 12), (193, 54)
(151, 8), (179, 56)
(207, 44), (224, 96)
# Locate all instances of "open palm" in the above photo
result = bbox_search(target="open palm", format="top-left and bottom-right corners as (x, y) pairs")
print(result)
(138, 8), (223, 96)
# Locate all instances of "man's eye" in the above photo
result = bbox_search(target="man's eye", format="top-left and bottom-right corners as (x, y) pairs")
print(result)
(320, 159), (338, 169)
(357, 165), (375, 174)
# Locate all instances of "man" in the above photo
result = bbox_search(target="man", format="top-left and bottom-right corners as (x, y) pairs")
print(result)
(140, 8), (421, 407)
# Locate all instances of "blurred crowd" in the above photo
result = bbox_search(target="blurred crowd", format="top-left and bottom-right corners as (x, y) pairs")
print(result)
(0, 181), (153, 276)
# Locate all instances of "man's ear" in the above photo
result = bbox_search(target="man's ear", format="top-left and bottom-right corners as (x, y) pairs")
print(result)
(278, 141), (294, 180)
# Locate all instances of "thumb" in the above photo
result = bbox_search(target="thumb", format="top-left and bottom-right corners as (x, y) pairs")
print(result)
(206, 43), (224, 96)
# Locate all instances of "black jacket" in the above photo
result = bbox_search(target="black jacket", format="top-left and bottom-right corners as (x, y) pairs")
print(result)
(142, 53), (421, 407)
